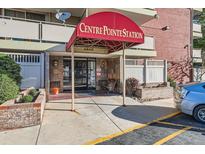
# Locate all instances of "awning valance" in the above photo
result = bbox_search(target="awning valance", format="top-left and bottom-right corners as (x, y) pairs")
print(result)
(66, 12), (144, 53)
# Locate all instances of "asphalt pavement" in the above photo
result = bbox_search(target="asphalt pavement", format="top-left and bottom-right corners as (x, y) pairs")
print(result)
(98, 113), (205, 145)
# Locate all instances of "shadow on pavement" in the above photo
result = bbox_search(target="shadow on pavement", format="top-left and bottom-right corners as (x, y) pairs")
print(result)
(112, 105), (205, 130)
(111, 105), (176, 124)
(162, 113), (205, 129)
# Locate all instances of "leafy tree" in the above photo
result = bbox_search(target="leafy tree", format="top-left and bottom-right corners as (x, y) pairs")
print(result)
(193, 9), (205, 51)
(0, 53), (22, 85)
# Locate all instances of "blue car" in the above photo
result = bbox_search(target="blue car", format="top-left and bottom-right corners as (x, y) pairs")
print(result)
(175, 82), (205, 123)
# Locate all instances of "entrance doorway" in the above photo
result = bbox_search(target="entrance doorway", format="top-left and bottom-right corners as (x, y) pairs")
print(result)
(63, 57), (96, 91)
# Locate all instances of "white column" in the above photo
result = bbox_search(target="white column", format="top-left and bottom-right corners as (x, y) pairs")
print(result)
(71, 45), (75, 111)
(122, 42), (126, 106)
(119, 55), (123, 93)
(40, 53), (45, 88)
(144, 59), (147, 85)
(164, 60), (168, 83)
(45, 52), (49, 100)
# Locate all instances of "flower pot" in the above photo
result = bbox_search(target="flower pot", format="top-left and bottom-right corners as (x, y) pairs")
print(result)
(52, 87), (59, 95)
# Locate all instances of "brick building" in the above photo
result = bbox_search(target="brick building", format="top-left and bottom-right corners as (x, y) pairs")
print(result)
(0, 8), (202, 96)
(142, 8), (192, 83)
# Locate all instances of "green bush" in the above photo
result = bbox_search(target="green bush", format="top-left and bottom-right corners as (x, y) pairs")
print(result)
(168, 76), (176, 89)
(0, 74), (19, 104)
(29, 89), (38, 97)
(21, 95), (34, 103)
(0, 54), (22, 85)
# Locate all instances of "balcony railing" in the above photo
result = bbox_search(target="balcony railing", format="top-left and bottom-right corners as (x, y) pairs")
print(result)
(0, 15), (155, 51)
(193, 49), (202, 58)
(116, 8), (156, 14)
(0, 15), (75, 43)
(193, 23), (202, 38)
(193, 23), (202, 33)
(132, 36), (155, 50)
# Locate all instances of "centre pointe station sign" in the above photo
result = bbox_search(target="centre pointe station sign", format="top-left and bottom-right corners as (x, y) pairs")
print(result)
(79, 22), (143, 39)
(75, 12), (144, 43)
(66, 12), (144, 51)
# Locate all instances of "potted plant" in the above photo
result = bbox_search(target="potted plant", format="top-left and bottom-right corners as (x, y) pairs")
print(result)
(126, 78), (140, 97)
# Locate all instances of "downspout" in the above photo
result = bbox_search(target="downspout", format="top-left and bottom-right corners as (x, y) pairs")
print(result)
(190, 8), (194, 82)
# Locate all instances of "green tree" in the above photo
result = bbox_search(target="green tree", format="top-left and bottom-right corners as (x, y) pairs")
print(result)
(193, 9), (205, 71)
(0, 53), (22, 85)
(193, 8), (205, 49)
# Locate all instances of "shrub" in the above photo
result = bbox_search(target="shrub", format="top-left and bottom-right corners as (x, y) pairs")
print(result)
(0, 74), (19, 104)
(29, 89), (38, 97)
(21, 95), (34, 103)
(126, 78), (140, 97)
(0, 54), (22, 85)
(168, 76), (176, 89)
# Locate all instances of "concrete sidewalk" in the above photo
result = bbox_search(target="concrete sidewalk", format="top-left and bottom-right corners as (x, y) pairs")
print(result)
(0, 96), (177, 145)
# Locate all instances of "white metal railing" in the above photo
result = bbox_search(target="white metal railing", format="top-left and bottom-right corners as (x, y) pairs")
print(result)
(126, 59), (167, 83)
(193, 23), (202, 33)
(117, 8), (156, 13)
(7, 53), (41, 63)
(0, 15), (155, 50)
(132, 36), (155, 50)
(193, 49), (202, 58)
(0, 15), (75, 43)
(2, 52), (45, 89)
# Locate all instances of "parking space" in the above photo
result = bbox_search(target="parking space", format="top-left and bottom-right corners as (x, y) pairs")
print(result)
(96, 113), (205, 145)
(160, 113), (205, 130)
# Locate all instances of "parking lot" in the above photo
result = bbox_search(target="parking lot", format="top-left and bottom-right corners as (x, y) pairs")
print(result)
(95, 113), (205, 145)
(0, 96), (204, 145)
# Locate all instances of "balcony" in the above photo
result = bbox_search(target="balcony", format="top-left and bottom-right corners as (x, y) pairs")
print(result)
(87, 8), (157, 25)
(193, 23), (202, 38)
(193, 58), (202, 63)
(0, 15), (75, 43)
(193, 49), (202, 64)
(0, 15), (156, 54)
(193, 49), (202, 58)
(110, 36), (156, 57)
(193, 8), (203, 12)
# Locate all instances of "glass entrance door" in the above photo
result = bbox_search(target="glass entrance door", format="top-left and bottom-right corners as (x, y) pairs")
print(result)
(63, 58), (96, 91)
(75, 59), (87, 89)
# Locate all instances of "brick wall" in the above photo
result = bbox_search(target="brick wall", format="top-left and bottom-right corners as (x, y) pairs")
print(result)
(0, 90), (46, 131)
(136, 87), (174, 102)
(49, 56), (64, 92)
(142, 8), (192, 83)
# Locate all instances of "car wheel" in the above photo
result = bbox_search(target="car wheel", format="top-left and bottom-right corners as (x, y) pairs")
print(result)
(193, 105), (205, 123)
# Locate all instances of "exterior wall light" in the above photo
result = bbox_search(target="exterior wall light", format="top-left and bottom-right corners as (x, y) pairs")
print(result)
(161, 26), (170, 31)
(141, 25), (170, 31)
(53, 60), (59, 67)
(154, 14), (159, 19)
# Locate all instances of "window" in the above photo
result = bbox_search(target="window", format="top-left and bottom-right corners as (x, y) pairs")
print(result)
(193, 13), (201, 24)
(4, 9), (25, 19)
(26, 12), (45, 21)
(4, 9), (46, 22)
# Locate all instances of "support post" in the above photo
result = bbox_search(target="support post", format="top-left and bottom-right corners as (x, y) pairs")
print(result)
(45, 52), (49, 101)
(122, 42), (126, 106)
(164, 60), (168, 83)
(71, 45), (75, 111)
(40, 53), (45, 88)
(144, 59), (147, 85)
